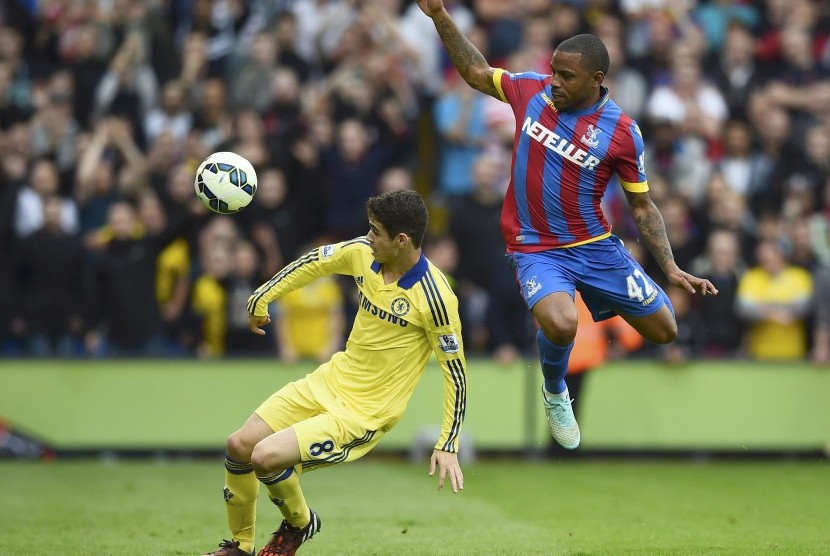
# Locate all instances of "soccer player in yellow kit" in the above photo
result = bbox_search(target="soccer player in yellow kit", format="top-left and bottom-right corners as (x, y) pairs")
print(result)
(203, 191), (467, 556)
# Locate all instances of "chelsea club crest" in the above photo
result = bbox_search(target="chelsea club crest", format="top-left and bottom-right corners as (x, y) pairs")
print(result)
(391, 297), (410, 317)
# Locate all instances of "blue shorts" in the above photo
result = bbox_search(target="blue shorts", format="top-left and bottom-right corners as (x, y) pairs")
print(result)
(510, 235), (673, 322)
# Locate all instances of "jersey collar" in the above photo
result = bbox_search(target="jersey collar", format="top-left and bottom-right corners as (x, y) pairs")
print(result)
(370, 252), (429, 290)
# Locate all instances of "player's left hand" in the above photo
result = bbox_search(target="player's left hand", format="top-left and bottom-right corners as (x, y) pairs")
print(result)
(248, 313), (272, 335)
(429, 449), (464, 493)
(666, 268), (718, 296)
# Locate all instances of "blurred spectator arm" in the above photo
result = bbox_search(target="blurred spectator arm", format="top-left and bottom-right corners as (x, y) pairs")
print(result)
(74, 123), (110, 205)
(250, 222), (284, 279)
(108, 118), (149, 195)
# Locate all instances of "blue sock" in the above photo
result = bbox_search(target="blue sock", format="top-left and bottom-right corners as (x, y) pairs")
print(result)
(536, 329), (573, 395)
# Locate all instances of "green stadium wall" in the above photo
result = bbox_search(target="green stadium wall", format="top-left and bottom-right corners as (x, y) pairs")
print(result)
(1, 360), (828, 452)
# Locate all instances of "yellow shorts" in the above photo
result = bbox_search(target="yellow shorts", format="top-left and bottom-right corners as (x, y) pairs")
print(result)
(255, 362), (385, 473)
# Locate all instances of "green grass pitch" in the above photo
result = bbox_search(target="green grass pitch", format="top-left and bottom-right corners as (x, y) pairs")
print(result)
(2, 458), (827, 555)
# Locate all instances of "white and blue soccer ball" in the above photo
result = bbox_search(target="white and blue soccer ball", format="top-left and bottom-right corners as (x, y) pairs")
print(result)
(194, 151), (258, 214)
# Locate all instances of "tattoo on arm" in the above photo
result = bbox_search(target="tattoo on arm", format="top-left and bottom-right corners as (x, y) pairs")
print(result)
(632, 202), (675, 271)
(433, 13), (498, 98)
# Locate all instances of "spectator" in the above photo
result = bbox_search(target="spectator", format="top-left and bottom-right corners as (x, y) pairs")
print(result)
(65, 23), (108, 131)
(191, 78), (231, 151)
(274, 245), (345, 363)
(716, 120), (768, 198)
(433, 74), (487, 198)
(645, 42), (729, 146)
(29, 70), (80, 174)
(322, 118), (394, 240)
(229, 31), (278, 112)
(661, 285), (707, 365)
(707, 21), (766, 121)
(136, 193), (192, 354)
(272, 11), (311, 84)
(736, 239), (813, 360)
(92, 32), (158, 145)
(144, 79), (192, 147)
(225, 240), (277, 357)
(13, 196), (84, 356)
(643, 118), (711, 209)
(449, 154), (529, 359)
(690, 228), (746, 357)
(14, 157), (78, 238)
(85, 201), (175, 356)
(191, 239), (234, 358)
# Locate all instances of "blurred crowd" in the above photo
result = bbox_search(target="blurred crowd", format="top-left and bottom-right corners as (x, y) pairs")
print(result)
(0, 0), (828, 365)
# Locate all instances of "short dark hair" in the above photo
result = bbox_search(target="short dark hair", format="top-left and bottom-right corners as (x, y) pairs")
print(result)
(366, 190), (428, 248)
(556, 34), (610, 75)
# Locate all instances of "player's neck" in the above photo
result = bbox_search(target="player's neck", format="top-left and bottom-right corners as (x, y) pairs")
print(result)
(381, 249), (421, 285)
(573, 89), (602, 111)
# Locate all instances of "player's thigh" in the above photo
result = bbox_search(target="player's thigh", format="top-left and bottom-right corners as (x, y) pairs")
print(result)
(619, 304), (677, 344)
(254, 369), (329, 436)
(510, 251), (577, 310)
(577, 237), (674, 331)
(251, 426), (303, 472)
(294, 411), (385, 474)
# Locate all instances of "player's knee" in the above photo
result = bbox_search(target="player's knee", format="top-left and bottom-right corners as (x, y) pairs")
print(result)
(226, 430), (255, 462)
(651, 321), (677, 344)
(539, 315), (577, 345)
(251, 441), (284, 475)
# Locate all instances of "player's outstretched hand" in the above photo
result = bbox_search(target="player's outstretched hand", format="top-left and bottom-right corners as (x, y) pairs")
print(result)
(248, 313), (272, 335)
(416, 0), (445, 17)
(429, 449), (464, 493)
(666, 268), (719, 296)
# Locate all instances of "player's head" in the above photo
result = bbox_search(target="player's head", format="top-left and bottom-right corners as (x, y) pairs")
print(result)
(550, 34), (609, 111)
(366, 190), (428, 261)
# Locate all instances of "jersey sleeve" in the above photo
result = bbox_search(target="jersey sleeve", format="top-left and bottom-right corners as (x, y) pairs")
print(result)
(420, 271), (467, 453)
(614, 121), (649, 193)
(247, 238), (368, 316)
(492, 68), (548, 108)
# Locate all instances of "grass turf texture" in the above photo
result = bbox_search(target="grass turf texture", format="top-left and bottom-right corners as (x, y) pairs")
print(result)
(2, 459), (827, 555)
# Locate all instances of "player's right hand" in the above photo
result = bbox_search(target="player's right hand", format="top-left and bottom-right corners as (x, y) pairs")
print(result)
(248, 313), (271, 336)
(416, 0), (445, 17)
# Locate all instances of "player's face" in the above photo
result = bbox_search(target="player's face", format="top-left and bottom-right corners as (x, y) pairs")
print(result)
(549, 50), (603, 111)
(366, 218), (397, 263)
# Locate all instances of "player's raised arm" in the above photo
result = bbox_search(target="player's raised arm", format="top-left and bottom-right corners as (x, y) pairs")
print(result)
(623, 190), (718, 296)
(416, 0), (499, 99)
(246, 238), (367, 327)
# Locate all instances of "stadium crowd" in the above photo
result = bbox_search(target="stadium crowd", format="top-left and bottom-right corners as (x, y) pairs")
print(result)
(0, 0), (828, 364)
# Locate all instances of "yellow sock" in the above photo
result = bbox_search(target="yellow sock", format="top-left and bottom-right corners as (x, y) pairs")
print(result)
(224, 456), (259, 553)
(257, 466), (310, 528)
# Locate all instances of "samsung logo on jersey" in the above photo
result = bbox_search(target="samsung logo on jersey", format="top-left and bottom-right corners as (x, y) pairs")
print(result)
(358, 292), (409, 327)
(522, 116), (601, 170)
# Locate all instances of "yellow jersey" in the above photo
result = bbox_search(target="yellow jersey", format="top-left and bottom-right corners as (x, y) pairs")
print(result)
(248, 237), (467, 453)
(737, 266), (813, 360)
(192, 274), (227, 357)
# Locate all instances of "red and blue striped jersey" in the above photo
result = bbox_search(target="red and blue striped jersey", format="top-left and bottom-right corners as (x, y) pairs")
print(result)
(492, 69), (649, 253)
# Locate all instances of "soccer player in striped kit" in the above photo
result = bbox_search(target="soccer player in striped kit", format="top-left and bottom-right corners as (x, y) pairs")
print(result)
(418, 0), (717, 450)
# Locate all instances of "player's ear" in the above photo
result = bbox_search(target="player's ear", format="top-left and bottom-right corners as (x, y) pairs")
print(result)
(592, 70), (604, 87)
(397, 233), (410, 247)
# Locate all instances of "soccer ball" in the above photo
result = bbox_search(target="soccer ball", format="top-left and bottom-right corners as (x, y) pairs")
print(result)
(194, 151), (258, 214)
